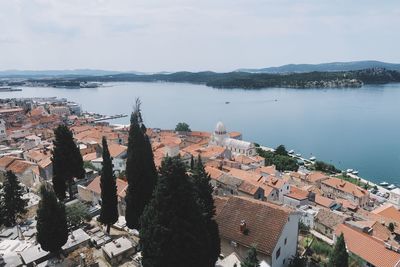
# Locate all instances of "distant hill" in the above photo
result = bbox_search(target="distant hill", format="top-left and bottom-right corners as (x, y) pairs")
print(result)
(237, 61), (400, 73)
(0, 69), (145, 78)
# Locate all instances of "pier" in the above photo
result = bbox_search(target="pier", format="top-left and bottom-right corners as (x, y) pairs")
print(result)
(93, 114), (128, 122)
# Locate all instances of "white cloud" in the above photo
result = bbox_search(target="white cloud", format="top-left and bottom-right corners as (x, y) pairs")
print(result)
(0, 0), (399, 71)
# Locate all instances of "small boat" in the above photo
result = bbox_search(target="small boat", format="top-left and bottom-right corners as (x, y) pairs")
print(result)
(387, 184), (397, 190)
(225, 101), (230, 104)
(309, 156), (316, 161)
(380, 181), (389, 186)
(352, 170), (359, 175)
(288, 150), (294, 154)
(346, 169), (353, 173)
(295, 153), (302, 157)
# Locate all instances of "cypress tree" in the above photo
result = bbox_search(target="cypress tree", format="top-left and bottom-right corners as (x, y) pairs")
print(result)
(140, 156), (209, 267)
(241, 246), (260, 267)
(0, 183), (4, 226)
(3, 171), (27, 226)
(190, 154), (194, 170)
(99, 137), (119, 234)
(52, 124), (85, 200)
(191, 155), (220, 266)
(329, 233), (348, 267)
(36, 184), (68, 255)
(125, 99), (157, 229)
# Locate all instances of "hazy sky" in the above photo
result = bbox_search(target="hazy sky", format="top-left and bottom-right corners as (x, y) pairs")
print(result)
(0, 0), (399, 72)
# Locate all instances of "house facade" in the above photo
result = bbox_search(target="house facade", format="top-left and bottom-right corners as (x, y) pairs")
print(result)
(214, 196), (300, 267)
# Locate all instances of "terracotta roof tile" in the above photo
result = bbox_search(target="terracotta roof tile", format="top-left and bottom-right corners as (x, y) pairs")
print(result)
(285, 186), (309, 200)
(107, 143), (127, 158)
(86, 176), (128, 200)
(336, 223), (400, 267)
(214, 196), (291, 256)
(314, 194), (335, 208)
(315, 209), (348, 229)
(0, 156), (19, 168)
(372, 204), (400, 225)
(322, 177), (368, 198)
(6, 160), (35, 174)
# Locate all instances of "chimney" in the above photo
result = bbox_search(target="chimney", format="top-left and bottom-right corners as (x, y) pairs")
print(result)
(240, 220), (247, 233)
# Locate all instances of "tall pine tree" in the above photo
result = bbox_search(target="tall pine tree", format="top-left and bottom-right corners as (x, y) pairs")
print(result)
(0, 183), (5, 226)
(3, 171), (27, 226)
(99, 137), (119, 234)
(52, 125), (85, 200)
(140, 156), (209, 267)
(191, 155), (220, 266)
(329, 233), (348, 267)
(241, 246), (260, 267)
(36, 184), (68, 255)
(125, 99), (157, 229)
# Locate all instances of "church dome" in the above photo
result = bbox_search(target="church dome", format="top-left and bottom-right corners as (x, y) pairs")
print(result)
(215, 121), (227, 135)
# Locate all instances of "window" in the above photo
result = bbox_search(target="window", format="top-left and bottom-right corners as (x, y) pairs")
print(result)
(276, 248), (281, 259)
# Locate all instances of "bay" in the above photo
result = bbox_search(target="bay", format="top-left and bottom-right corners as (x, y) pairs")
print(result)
(3, 82), (400, 185)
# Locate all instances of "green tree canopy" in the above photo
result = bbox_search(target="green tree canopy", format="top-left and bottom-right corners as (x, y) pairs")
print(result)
(2, 171), (27, 226)
(257, 148), (298, 172)
(52, 124), (85, 200)
(125, 99), (157, 230)
(175, 122), (191, 132)
(36, 185), (68, 254)
(66, 202), (90, 229)
(275, 145), (288, 156)
(241, 246), (260, 267)
(388, 222), (395, 232)
(329, 233), (349, 267)
(140, 156), (210, 267)
(0, 183), (4, 227)
(99, 137), (119, 234)
(191, 156), (221, 266)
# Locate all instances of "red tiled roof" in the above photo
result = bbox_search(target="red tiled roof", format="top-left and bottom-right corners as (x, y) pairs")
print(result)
(0, 156), (19, 168)
(205, 166), (224, 181)
(238, 181), (260, 195)
(322, 177), (368, 198)
(372, 204), (400, 225)
(6, 160), (35, 174)
(314, 194), (335, 208)
(214, 196), (291, 256)
(107, 143), (127, 158)
(285, 186), (309, 201)
(336, 223), (400, 267)
(86, 176), (128, 199)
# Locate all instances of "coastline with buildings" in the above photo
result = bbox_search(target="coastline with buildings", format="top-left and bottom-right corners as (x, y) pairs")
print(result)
(0, 96), (400, 266)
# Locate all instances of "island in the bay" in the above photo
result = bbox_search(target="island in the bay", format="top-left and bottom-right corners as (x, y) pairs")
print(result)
(2, 60), (400, 90)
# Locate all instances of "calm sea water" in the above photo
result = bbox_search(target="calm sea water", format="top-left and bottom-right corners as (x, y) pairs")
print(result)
(3, 82), (400, 185)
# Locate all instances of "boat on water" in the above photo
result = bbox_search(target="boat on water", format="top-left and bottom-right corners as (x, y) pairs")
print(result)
(380, 181), (389, 186)
(288, 150), (294, 154)
(387, 184), (397, 190)
(346, 169), (354, 173)
(352, 170), (359, 175)
(225, 101), (230, 104)
(295, 153), (302, 157)
(309, 156), (316, 161)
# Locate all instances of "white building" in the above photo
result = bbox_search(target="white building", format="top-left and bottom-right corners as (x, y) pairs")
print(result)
(215, 196), (300, 267)
(389, 188), (400, 208)
(210, 122), (256, 156)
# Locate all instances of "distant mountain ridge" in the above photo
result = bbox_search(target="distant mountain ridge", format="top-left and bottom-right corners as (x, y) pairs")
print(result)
(237, 61), (400, 73)
(0, 69), (146, 78)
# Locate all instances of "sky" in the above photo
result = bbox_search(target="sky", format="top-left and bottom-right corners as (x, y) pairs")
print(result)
(0, 0), (399, 72)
